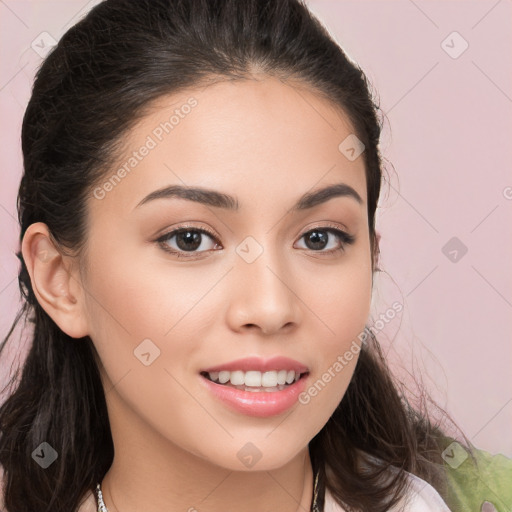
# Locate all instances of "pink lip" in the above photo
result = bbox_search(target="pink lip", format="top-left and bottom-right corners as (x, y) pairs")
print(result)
(200, 356), (309, 374)
(199, 372), (309, 417)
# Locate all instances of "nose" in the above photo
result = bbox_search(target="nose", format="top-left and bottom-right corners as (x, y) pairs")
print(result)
(225, 247), (301, 335)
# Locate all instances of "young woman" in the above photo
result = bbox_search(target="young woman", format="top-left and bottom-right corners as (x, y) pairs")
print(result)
(0, 0), (482, 510)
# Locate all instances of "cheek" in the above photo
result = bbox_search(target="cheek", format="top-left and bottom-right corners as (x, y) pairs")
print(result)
(83, 242), (200, 340)
(298, 274), (371, 432)
(81, 250), (209, 428)
(81, 242), (223, 387)
(310, 253), (373, 347)
(300, 250), (372, 405)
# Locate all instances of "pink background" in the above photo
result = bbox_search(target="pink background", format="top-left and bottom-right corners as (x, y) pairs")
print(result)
(1, 1), (511, 457)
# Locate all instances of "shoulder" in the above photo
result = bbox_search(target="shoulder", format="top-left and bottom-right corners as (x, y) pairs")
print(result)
(323, 470), (452, 512)
(77, 488), (98, 512)
(394, 471), (452, 511)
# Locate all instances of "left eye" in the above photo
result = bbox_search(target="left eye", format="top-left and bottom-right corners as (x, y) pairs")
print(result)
(157, 228), (220, 256)
(295, 228), (355, 253)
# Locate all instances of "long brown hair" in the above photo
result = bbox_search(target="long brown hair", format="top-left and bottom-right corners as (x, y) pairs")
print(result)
(0, 1), (472, 510)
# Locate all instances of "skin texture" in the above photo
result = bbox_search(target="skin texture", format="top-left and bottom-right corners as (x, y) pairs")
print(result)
(21, 76), (373, 512)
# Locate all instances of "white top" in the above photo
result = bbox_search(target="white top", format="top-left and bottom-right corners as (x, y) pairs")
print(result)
(74, 470), (451, 511)
(324, 470), (452, 511)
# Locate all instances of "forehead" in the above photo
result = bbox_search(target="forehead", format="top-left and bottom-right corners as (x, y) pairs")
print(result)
(89, 75), (367, 214)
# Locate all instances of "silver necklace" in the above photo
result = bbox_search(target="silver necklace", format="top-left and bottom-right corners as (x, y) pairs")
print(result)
(95, 482), (108, 512)
(96, 470), (321, 511)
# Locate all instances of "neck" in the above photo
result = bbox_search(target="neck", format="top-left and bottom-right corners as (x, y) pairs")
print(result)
(99, 380), (315, 512)
(100, 451), (315, 512)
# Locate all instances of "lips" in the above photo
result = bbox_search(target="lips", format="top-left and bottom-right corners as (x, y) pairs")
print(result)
(199, 366), (310, 417)
(200, 356), (309, 374)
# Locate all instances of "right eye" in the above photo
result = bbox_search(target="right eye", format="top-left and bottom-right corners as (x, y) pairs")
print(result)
(156, 226), (222, 258)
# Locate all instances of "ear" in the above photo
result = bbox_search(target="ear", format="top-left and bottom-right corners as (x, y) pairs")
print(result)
(21, 222), (89, 339)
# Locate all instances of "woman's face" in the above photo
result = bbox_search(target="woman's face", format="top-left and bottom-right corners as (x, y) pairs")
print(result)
(80, 76), (372, 471)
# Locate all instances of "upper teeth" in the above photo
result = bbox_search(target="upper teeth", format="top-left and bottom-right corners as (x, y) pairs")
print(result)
(207, 370), (302, 387)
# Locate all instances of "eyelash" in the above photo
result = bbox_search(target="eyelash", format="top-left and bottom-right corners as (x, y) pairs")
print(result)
(155, 223), (355, 259)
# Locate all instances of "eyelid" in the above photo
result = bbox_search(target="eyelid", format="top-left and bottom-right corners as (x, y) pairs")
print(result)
(300, 221), (351, 236)
(155, 223), (220, 242)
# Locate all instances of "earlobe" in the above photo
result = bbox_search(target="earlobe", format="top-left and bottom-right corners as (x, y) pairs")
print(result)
(21, 222), (89, 339)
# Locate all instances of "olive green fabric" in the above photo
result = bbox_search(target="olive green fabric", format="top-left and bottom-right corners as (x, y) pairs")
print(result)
(441, 440), (512, 512)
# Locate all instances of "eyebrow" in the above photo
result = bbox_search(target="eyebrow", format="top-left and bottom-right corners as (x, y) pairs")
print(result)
(134, 182), (363, 212)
